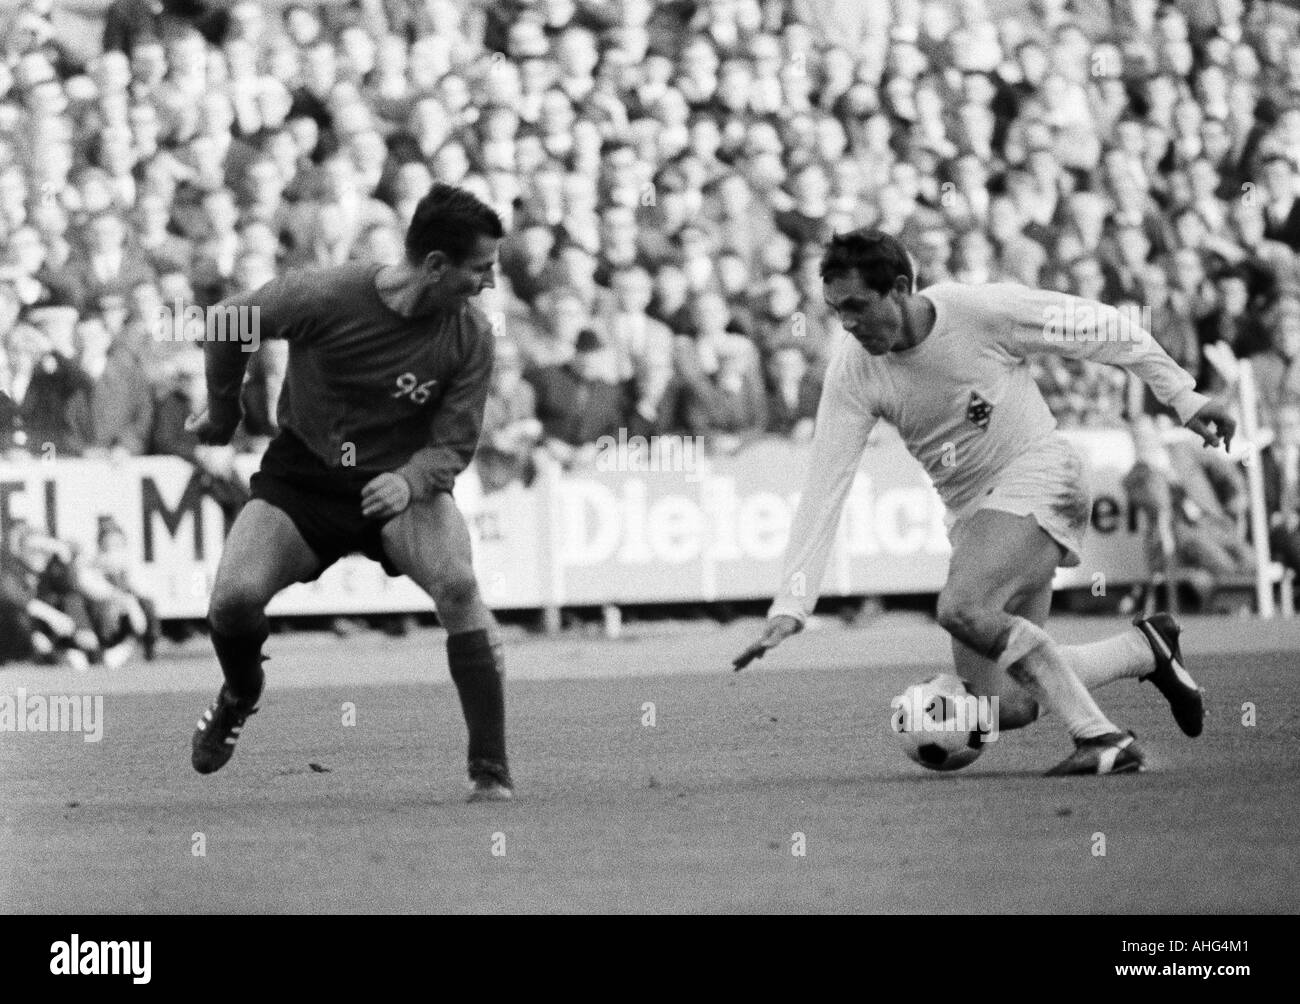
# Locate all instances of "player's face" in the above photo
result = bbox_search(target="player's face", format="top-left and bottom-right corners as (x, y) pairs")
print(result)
(825, 273), (904, 355)
(428, 235), (499, 306)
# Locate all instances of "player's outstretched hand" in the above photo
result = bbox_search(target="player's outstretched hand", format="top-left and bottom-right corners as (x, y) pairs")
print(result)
(732, 614), (802, 671)
(1186, 401), (1236, 452)
(361, 472), (412, 519)
(184, 408), (239, 446)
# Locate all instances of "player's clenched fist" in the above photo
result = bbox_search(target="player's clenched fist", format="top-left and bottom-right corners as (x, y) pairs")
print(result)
(184, 407), (239, 446)
(732, 614), (802, 671)
(361, 472), (412, 519)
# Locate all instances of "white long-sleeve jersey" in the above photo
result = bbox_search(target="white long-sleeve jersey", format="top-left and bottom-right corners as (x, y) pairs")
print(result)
(768, 281), (1210, 623)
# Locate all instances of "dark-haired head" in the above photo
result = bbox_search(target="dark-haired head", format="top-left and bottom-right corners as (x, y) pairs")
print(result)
(820, 228), (914, 296)
(393, 183), (504, 314)
(820, 228), (926, 355)
(405, 182), (505, 266)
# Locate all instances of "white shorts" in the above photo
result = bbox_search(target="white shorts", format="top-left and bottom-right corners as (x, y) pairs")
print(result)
(946, 434), (1093, 569)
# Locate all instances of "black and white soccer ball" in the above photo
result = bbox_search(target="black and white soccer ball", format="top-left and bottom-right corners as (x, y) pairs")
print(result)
(890, 673), (985, 772)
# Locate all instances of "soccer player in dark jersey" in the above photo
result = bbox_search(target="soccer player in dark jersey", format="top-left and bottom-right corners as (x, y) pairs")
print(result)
(186, 184), (513, 801)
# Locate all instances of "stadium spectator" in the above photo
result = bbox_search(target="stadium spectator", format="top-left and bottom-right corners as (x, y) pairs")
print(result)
(1260, 403), (1300, 584)
(1169, 437), (1255, 578)
(1249, 294), (1300, 424)
(518, 285), (585, 369)
(149, 349), (204, 458)
(1131, 413), (1255, 588)
(700, 172), (778, 271)
(1103, 224), (1152, 303)
(65, 315), (153, 457)
(0, 518), (68, 665)
(595, 205), (643, 286)
(49, 213), (155, 313)
(1259, 153), (1300, 251)
(498, 223), (556, 307)
(675, 220), (719, 299)
(658, 292), (755, 434)
(17, 307), (84, 456)
(773, 163), (835, 247)
(526, 327), (626, 464)
(647, 263), (691, 335)
(1198, 267), (1268, 379)
(954, 231), (997, 286)
(765, 344), (819, 441)
(102, 0), (232, 55)
(604, 265), (673, 436)
(545, 242), (616, 318)
(0, 279), (20, 343)
(0, 387), (19, 456)
(5, 521), (102, 670)
(83, 515), (158, 664)
(477, 337), (541, 493)
(750, 275), (805, 357)
(132, 193), (193, 275)
(0, 0), (1289, 522)
(679, 331), (768, 451)
(912, 226), (955, 288)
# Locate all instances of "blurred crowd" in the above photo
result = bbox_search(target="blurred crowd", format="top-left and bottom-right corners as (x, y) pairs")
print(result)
(0, 0), (1298, 609)
(0, 514), (158, 668)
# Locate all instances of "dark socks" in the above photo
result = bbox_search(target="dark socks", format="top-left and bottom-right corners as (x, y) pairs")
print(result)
(209, 619), (269, 704)
(446, 628), (509, 780)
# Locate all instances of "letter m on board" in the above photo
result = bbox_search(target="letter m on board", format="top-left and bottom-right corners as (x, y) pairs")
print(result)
(141, 471), (208, 561)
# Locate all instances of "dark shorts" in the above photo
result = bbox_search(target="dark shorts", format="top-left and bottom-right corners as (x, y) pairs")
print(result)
(249, 430), (401, 581)
(249, 470), (400, 581)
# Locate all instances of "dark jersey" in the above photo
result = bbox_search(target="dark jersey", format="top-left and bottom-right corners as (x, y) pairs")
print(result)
(205, 262), (495, 499)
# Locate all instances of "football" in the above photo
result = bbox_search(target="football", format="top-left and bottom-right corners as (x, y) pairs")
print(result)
(891, 674), (987, 772)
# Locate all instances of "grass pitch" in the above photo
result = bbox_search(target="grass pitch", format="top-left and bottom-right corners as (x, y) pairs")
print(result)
(2, 614), (1297, 913)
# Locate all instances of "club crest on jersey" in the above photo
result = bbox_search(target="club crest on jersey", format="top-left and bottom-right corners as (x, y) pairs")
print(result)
(967, 391), (993, 430)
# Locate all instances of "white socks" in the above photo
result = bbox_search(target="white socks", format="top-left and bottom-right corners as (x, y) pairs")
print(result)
(996, 617), (1118, 742)
(1060, 628), (1156, 690)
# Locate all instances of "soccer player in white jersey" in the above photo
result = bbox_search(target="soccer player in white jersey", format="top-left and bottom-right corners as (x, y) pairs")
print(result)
(733, 230), (1236, 775)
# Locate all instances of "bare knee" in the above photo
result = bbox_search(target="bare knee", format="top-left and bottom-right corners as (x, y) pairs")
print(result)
(208, 575), (272, 634)
(429, 567), (481, 617)
(936, 590), (993, 653)
(963, 673), (1040, 732)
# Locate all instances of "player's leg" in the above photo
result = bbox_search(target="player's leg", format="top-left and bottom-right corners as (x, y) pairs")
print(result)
(961, 436), (1201, 735)
(380, 493), (512, 799)
(208, 499), (321, 699)
(937, 510), (1143, 773)
(952, 578), (1052, 731)
(193, 500), (322, 774)
(957, 579), (1203, 738)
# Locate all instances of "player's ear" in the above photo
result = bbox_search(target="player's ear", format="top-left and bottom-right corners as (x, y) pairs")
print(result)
(422, 250), (450, 277)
